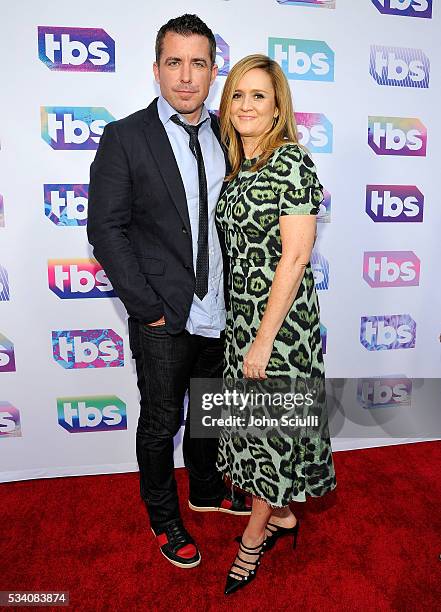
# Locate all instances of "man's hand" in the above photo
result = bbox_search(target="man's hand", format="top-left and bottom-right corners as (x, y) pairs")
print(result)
(147, 316), (165, 327)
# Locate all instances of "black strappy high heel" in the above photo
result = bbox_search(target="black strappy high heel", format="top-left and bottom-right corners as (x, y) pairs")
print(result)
(224, 537), (266, 595)
(263, 518), (300, 552)
(234, 518), (300, 553)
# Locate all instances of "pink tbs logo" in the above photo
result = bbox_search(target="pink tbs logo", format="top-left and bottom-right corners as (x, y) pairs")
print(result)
(48, 259), (115, 299)
(363, 251), (420, 287)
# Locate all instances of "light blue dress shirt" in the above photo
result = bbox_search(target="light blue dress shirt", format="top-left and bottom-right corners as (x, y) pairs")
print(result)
(157, 95), (226, 338)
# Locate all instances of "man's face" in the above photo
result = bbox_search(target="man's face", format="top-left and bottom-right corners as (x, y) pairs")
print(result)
(153, 32), (217, 121)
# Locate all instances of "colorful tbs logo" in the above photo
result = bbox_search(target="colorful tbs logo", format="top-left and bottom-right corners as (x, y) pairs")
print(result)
(0, 265), (9, 301)
(357, 377), (412, 409)
(38, 26), (115, 72)
(311, 252), (329, 290)
(0, 402), (21, 437)
(0, 194), (4, 227)
(368, 116), (426, 156)
(57, 396), (127, 433)
(269, 38), (334, 81)
(277, 1), (336, 9)
(363, 251), (420, 288)
(371, 0), (432, 18)
(318, 189), (331, 222)
(320, 323), (327, 354)
(360, 315), (416, 350)
(366, 185), (424, 222)
(52, 329), (124, 369)
(44, 184), (88, 226)
(0, 333), (16, 372)
(215, 34), (229, 76)
(370, 45), (429, 88)
(296, 113), (333, 153)
(41, 107), (115, 150)
(48, 259), (115, 299)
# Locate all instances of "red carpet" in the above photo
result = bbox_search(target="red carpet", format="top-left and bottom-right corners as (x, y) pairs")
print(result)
(1, 441), (440, 611)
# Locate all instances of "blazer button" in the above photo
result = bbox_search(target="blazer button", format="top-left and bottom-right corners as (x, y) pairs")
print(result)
(182, 227), (188, 234)
(184, 263), (191, 270)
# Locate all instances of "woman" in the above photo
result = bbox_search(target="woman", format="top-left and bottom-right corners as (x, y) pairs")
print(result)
(215, 54), (337, 595)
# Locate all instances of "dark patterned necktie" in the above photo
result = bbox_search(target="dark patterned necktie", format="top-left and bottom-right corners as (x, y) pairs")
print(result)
(170, 113), (209, 300)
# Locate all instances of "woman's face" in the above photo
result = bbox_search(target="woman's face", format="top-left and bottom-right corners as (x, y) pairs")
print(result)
(230, 68), (278, 141)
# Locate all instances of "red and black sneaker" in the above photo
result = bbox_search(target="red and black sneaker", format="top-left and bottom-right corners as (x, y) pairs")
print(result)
(151, 519), (201, 568)
(189, 489), (252, 515)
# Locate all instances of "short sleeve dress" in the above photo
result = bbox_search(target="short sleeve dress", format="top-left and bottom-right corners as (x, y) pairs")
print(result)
(215, 143), (337, 507)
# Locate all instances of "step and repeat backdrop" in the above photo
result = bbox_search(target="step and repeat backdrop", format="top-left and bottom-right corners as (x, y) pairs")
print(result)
(1, 0), (440, 481)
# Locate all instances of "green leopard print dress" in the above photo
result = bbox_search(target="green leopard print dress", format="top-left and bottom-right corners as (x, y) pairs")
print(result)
(215, 143), (337, 507)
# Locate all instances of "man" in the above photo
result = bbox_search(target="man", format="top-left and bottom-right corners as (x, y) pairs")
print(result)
(87, 14), (250, 569)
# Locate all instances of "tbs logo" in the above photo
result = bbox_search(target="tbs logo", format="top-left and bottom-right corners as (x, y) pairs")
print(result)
(366, 185), (424, 222)
(320, 323), (327, 354)
(277, 1), (336, 7)
(371, 0), (432, 18)
(368, 116), (426, 156)
(48, 259), (115, 299)
(0, 265), (9, 301)
(45, 184), (88, 226)
(0, 194), (4, 227)
(215, 34), (229, 76)
(318, 189), (331, 223)
(370, 45), (429, 88)
(357, 378), (412, 409)
(38, 26), (115, 72)
(57, 396), (127, 433)
(0, 402), (21, 437)
(52, 329), (124, 369)
(363, 251), (420, 288)
(269, 38), (334, 81)
(0, 332), (16, 372)
(41, 106), (115, 150)
(311, 251), (329, 290)
(295, 113), (333, 153)
(360, 315), (416, 350)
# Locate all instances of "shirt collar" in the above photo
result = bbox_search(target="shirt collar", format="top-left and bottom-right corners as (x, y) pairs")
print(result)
(157, 95), (210, 128)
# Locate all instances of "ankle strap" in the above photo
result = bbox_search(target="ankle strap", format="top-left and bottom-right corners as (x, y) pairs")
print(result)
(239, 539), (264, 552)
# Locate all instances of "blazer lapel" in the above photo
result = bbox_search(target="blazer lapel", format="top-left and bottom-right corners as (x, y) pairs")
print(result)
(142, 99), (191, 234)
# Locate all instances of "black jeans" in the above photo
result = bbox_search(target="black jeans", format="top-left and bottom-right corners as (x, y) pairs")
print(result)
(128, 318), (226, 531)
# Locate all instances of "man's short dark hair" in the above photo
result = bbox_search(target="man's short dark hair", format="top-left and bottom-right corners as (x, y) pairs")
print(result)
(155, 14), (217, 65)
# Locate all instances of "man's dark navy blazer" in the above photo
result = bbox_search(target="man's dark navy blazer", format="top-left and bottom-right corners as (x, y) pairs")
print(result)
(87, 97), (230, 335)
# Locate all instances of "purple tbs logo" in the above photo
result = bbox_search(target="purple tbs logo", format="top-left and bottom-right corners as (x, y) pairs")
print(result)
(320, 323), (327, 354)
(277, 1), (336, 8)
(363, 251), (420, 288)
(52, 329), (124, 369)
(370, 45), (430, 88)
(366, 185), (424, 222)
(368, 116), (427, 156)
(0, 402), (22, 437)
(0, 333), (16, 372)
(318, 188), (331, 222)
(311, 251), (329, 290)
(357, 377), (412, 409)
(360, 315), (416, 351)
(41, 106), (115, 150)
(0, 265), (9, 301)
(45, 184), (88, 226)
(371, 0), (432, 18)
(215, 34), (229, 76)
(38, 26), (115, 72)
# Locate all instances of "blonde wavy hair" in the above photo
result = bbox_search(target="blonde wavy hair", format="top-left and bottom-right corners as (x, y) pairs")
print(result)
(219, 54), (299, 180)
